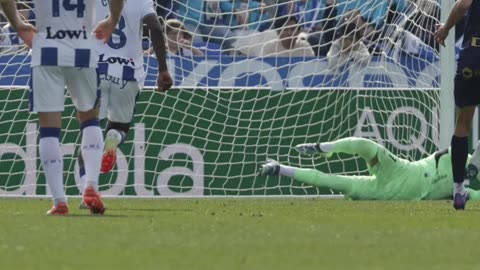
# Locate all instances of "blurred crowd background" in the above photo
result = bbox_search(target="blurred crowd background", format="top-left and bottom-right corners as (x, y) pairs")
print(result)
(0, 0), (463, 67)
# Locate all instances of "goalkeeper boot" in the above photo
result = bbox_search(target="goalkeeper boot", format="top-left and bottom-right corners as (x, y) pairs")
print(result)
(453, 192), (470, 210)
(258, 159), (280, 176)
(295, 143), (332, 157)
(466, 164), (478, 182)
(83, 186), (105, 215)
(466, 140), (480, 181)
(101, 131), (118, 174)
(46, 202), (69, 216)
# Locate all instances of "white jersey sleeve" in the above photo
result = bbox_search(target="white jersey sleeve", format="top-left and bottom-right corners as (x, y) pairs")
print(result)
(31, 0), (97, 68)
(142, 0), (157, 18)
(96, 0), (156, 82)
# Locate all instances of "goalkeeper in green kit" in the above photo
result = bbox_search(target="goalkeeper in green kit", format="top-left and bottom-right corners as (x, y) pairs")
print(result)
(258, 137), (480, 201)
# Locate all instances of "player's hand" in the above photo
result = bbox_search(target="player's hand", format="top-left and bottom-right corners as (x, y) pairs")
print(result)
(157, 70), (173, 92)
(93, 17), (117, 42)
(16, 21), (36, 48)
(434, 23), (448, 47)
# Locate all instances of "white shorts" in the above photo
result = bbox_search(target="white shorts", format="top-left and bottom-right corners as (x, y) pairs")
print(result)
(98, 74), (142, 123)
(30, 66), (99, 112)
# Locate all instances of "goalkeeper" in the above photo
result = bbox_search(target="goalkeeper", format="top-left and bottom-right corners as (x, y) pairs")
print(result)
(258, 137), (480, 201)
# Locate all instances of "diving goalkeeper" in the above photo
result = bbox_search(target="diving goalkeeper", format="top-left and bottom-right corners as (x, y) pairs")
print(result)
(258, 137), (480, 203)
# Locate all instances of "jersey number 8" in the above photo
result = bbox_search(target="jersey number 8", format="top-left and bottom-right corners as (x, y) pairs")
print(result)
(107, 16), (127, 49)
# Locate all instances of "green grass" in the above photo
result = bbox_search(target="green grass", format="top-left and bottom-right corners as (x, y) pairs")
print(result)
(1, 198), (480, 270)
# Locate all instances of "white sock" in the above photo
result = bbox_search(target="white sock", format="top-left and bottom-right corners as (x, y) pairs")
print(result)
(39, 137), (66, 205)
(81, 125), (104, 192)
(279, 164), (295, 178)
(454, 182), (466, 195)
(106, 128), (124, 146)
(79, 175), (87, 194)
(319, 142), (334, 153)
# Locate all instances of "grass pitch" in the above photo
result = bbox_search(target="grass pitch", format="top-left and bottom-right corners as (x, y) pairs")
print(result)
(1, 198), (480, 270)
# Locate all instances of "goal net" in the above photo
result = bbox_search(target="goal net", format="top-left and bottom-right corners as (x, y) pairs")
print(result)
(0, 0), (456, 197)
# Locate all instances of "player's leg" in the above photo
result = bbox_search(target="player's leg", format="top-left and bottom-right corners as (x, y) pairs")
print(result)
(31, 66), (69, 215)
(102, 121), (129, 172)
(77, 76), (111, 190)
(451, 106), (475, 209)
(66, 67), (105, 214)
(101, 79), (140, 172)
(76, 118), (108, 210)
(296, 137), (380, 166)
(258, 159), (376, 199)
(451, 74), (479, 210)
(101, 79), (141, 173)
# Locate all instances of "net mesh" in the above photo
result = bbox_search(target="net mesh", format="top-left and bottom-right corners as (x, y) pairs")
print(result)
(0, 0), (444, 196)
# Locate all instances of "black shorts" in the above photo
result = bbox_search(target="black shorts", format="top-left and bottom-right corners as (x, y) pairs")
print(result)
(454, 72), (480, 107)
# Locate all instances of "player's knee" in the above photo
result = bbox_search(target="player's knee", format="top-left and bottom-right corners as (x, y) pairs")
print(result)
(77, 109), (98, 123)
(455, 123), (471, 137)
(106, 121), (130, 135)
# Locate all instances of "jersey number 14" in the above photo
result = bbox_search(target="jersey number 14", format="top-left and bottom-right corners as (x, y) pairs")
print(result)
(52, 0), (85, 18)
(52, 0), (127, 50)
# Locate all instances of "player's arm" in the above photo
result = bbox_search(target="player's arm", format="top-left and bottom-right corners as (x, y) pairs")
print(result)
(0, 0), (21, 28)
(144, 15), (168, 76)
(0, 0), (36, 47)
(144, 14), (173, 92)
(107, 0), (124, 25)
(435, 0), (472, 46)
(94, 0), (125, 42)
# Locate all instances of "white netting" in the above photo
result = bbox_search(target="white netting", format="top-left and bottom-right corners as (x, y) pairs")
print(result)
(0, 0), (449, 196)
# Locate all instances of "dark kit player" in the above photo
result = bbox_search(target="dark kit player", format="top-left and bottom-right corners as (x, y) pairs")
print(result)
(435, 0), (480, 209)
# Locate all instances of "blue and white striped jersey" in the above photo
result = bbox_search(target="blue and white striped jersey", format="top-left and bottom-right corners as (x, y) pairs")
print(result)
(96, 0), (156, 82)
(31, 0), (97, 68)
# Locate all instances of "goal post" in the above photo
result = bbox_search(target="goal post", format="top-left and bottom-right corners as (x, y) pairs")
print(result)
(0, 0), (464, 197)
(439, 0), (455, 149)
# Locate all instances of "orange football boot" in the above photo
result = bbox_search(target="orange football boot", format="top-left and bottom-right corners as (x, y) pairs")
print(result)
(46, 202), (69, 215)
(83, 186), (105, 215)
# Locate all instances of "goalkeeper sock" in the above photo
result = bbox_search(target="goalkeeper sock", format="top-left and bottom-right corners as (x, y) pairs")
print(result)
(39, 128), (66, 206)
(292, 168), (355, 194)
(278, 165), (357, 193)
(451, 135), (468, 186)
(81, 119), (104, 192)
(319, 142), (334, 153)
(331, 137), (378, 161)
(279, 164), (295, 178)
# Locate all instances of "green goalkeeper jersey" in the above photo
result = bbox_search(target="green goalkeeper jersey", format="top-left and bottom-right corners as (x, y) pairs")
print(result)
(348, 147), (458, 201)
